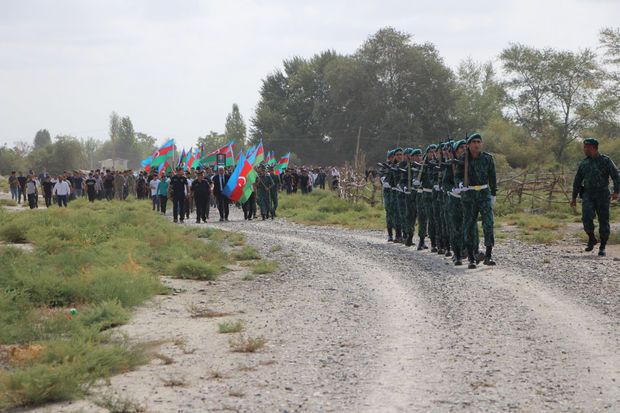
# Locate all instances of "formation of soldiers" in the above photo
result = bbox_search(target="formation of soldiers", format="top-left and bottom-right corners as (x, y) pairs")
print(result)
(379, 132), (497, 269)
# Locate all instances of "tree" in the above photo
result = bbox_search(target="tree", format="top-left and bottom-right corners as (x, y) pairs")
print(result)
(197, 131), (228, 152)
(453, 58), (506, 136)
(29, 135), (85, 174)
(33, 129), (52, 149)
(500, 44), (601, 160)
(224, 104), (247, 151)
(80, 137), (102, 170)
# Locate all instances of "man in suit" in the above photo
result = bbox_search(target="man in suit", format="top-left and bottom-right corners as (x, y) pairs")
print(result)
(213, 166), (230, 221)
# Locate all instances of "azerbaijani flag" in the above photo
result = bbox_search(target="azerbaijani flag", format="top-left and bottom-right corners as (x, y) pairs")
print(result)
(252, 141), (264, 166)
(141, 156), (153, 172)
(223, 153), (257, 202)
(200, 141), (235, 166)
(186, 148), (198, 169)
(177, 148), (186, 169)
(274, 153), (290, 175)
(158, 159), (172, 176)
(267, 151), (277, 166)
(150, 139), (175, 169)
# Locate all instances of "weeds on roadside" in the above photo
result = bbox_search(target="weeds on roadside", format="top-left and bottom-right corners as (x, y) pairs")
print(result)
(186, 303), (231, 318)
(218, 320), (244, 334)
(94, 391), (146, 413)
(233, 245), (261, 261)
(229, 336), (267, 353)
(252, 260), (278, 274)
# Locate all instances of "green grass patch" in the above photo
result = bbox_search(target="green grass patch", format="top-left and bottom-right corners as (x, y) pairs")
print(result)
(278, 190), (385, 230)
(0, 199), (232, 409)
(188, 227), (245, 246)
(233, 245), (260, 261)
(252, 260), (278, 274)
(0, 199), (17, 207)
(170, 259), (223, 281)
(218, 320), (244, 334)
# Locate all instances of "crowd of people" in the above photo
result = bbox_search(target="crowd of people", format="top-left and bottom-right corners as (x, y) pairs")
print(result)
(379, 133), (620, 268)
(5, 164), (343, 223)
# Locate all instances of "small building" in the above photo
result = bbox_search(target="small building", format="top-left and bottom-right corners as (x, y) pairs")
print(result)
(99, 158), (128, 171)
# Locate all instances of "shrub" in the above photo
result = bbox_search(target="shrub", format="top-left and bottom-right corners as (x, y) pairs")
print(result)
(170, 259), (221, 281)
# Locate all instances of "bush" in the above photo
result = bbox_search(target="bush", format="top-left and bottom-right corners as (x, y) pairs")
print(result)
(171, 259), (221, 280)
(0, 223), (28, 243)
(233, 246), (260, 261)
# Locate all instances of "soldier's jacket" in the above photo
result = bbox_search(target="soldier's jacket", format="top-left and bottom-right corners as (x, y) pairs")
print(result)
(571, 154), (620, 199)
(420, 161), (434, 189)
(455, 151), (497, 196)
(398, 160), (410, 189)
(442, 163), (457, 192)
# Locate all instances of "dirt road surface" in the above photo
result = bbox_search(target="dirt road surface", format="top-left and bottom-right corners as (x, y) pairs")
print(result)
(20, 207), (620, 413)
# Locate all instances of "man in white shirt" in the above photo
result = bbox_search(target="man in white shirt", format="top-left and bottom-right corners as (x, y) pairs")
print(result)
(52, 175), (71, 207)
(149, 176), (160, 211)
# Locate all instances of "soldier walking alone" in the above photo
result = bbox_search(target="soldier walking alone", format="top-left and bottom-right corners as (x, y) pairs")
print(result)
(571, 138), (620, 256)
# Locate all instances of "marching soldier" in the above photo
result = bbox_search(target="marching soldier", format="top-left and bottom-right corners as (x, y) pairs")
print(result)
(420, 145), (437, 250)
(257, 166), (276, 220)
(391, 148), (405, 243)
(408, 148), (423, 247)
(455, 133), (497, 269)
(571, 137), (620, 256)
(379, 150), (396, 241)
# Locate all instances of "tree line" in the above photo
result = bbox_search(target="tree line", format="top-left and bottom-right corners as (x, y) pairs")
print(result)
(249, 27), (620, 169)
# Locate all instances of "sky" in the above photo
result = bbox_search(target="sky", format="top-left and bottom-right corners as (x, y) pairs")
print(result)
(0, 0), (618, 150)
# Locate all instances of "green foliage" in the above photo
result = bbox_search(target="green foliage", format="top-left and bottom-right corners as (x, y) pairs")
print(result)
(218, 320), (244, 334)
(0, 200), (231, 408)
(33, 129), (52, 150)
(170, 259), (222, 281)
(233, 246), (260, 261)
(279, 190), (385, 229)
(225, 103), (247, 151)
(252, 260), (279, 275)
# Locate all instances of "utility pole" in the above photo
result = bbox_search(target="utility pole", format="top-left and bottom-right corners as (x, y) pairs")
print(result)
(355, 126), (362, 170)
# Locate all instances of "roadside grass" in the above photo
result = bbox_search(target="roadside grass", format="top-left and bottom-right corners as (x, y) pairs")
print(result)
(278, 190), (385, 230)
(0, 177), (8, 193)
(0, 199), (231, 409)
(187, 227), (245, 247)
(0, 199), (17, 207)
(218, 320), (245, 334)
(252, 260), (279, 274)
(229, 336), (266, 353)
(233, 245), (260, 261)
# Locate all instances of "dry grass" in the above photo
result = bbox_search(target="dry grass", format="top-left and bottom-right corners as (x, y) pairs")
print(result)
(162, 377), (187, 387)
(186, 303), (232, 318)
(229, 335), (267, 353)
(207, 370), (229, 380)
(153, 353), (174, 365)
(94, 392), (146, 413)
(228, 390), (245, 398)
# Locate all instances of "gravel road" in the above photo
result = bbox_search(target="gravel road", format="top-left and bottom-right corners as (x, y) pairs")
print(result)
(21, 207), (619, 413)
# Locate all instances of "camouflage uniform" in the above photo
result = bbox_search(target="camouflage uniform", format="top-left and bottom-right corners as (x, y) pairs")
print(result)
(420, 153), (435, 248)
(396, 159), (410, 238)
(455, 149), (497, 261)
(257, 173), (275, 219)
(572, 153), (620, 247)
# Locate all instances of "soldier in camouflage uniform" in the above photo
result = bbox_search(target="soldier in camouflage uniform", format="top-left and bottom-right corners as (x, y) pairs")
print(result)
(390, 148), (405, 243)
(406, 148), (423, 247)
(257, 166), (276, 220)
(380, 150), (396, 241)
(268, 166), (280, 218)
(571, 138), (620, 256)
(395, 148), (411, 244)
(455, 133), (497, 269)
(443, 140), (467, 265)
(416, 145), (436, 250)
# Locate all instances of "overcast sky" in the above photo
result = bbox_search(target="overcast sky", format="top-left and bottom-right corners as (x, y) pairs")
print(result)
(1, 0), (618, 150)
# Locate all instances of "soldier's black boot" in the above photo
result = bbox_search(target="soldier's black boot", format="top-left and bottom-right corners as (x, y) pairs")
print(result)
(585, 232), (598, 252)
(405, 232), (413, 247)
(395, 229), (403, 243)
(431, 239), (437, 253)
(417, 237), (428, 250)
(445, 243), (452, 257)
(483, 246), (496, 266)
(454, 251), (463, 266)
(599, 238), (607, 256)
(437, 241), (445, 255)
(467, 249), (476, 269)
(475, 249), (485, 264)
(387, 227), (394, 242)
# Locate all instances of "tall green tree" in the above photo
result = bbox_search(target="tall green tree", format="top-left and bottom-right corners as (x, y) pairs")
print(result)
(33, 129), (52, 149)
(224, 104), (247, 151)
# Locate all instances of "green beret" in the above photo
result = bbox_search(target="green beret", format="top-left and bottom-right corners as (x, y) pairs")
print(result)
(425, 144), (437, 153)
(466, 133), (482, 144)
(387, 149), (395, 157)
(403, 148), (413, 155)
(411, 149), (422, 155)
(393, 147), (403, 154)
(583, 137), (599, 146)
(452, 139), (466, 152)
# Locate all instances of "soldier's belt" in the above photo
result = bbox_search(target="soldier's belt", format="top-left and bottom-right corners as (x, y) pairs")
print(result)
(433, 185), (440, 191)
(448, 191), (461, 199)
(461, 184), (489, 192)
(420, 188), (433, 193)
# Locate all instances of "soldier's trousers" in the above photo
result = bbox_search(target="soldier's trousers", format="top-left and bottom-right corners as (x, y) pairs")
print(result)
(423, 191), (434, 242)
(417, 191), (428, 238)
(406, 192), (417, 236)
(461, 189), (494, 250)
(440, 192), (451, 249)
(448, 194), (463, 254)
(383, 189), (394, 228)
(582, 191), (611, 241)
(271, 190), (279, 214)
(432, 191), (442, 245)
(396, 191), (408, 233)
(258, 191), (273, 217)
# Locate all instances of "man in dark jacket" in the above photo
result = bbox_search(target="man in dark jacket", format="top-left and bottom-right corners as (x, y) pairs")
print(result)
(212, 166), (230, 221)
